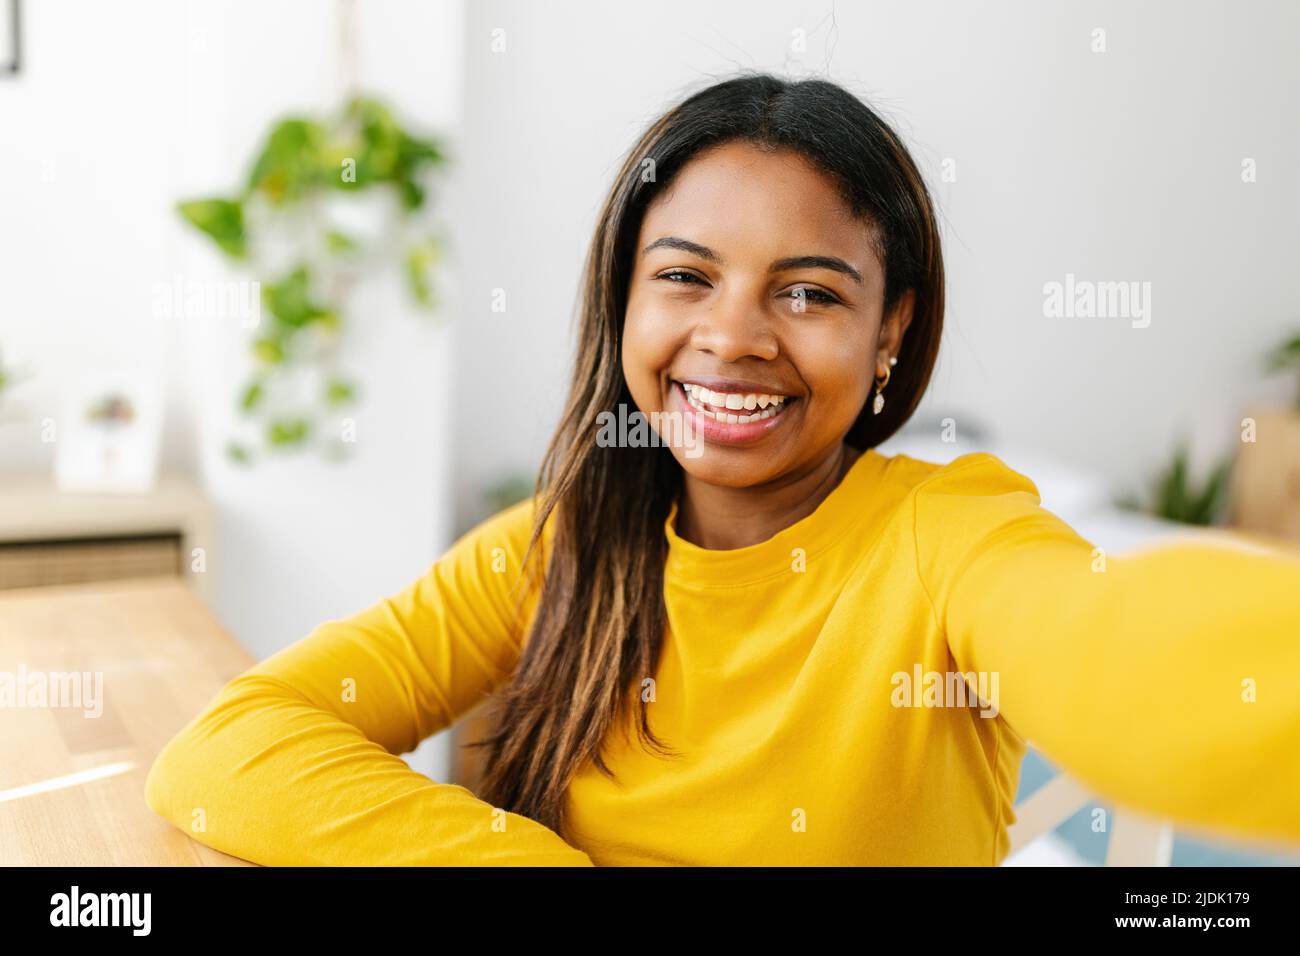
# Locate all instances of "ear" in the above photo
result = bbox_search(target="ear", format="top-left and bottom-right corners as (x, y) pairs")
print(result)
(876, 289), (915, 376)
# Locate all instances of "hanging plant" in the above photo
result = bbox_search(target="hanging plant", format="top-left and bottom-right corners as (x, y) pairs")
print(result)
(177, 95), (448, 463)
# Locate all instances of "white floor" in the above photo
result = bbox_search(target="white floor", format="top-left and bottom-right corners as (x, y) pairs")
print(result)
(1002, 833), (1097, 867)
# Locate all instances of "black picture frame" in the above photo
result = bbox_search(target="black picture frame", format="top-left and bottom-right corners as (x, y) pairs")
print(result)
(1, 0), (21, 76)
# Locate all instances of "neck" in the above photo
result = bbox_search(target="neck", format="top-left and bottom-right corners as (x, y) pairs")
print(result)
(675, 443), (862, 550)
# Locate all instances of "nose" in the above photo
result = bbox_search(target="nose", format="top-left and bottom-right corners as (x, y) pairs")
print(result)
(688, 285), (779, 362)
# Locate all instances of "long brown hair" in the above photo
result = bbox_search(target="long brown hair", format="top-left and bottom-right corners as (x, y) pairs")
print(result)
(469, 73), (946, 838)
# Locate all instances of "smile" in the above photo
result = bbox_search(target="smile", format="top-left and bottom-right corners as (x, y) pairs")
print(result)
(668, 379), (799, 447)
(677, 382), (791, 424)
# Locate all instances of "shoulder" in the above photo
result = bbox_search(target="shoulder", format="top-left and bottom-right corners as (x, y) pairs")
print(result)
(421, 495), (553, 640)
(878, 450), (1076, 555)
(883, 451), (1090, 570)
(877, 450), (1042, 504)
(439, 494), (550, 583)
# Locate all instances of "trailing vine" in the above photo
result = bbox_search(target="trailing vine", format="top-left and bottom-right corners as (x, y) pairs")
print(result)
(177, 96), (447, 463)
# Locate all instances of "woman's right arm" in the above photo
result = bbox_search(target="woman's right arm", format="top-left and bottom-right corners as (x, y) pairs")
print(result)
(144, 497), (594, 866)
(914, 453), (1300, 847)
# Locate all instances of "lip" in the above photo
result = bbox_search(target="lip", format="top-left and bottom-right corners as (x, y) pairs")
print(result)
(673, 375), (795, 397)
(669, 380), (797, 446)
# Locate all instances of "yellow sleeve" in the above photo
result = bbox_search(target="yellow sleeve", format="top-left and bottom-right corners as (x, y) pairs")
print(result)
(913, 452), (1300, 847)
(144, 497), (594, 866)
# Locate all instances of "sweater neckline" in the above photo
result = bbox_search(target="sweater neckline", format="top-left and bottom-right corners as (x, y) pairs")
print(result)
(663, 448), (889, 588)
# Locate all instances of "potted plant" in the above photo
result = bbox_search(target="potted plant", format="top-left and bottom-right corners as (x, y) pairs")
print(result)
(1119, 441), (1231, 527)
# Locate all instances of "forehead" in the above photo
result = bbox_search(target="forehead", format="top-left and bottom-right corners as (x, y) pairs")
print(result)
(638, 140), (881, 272)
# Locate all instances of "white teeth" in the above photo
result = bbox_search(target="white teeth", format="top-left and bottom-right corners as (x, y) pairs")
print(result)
(680, 384), (787, 411)
(679, 382), (790, 424)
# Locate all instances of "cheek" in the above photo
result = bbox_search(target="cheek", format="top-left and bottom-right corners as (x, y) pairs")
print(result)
(621, 294), (686, 411)
(798, 325), (876, 416)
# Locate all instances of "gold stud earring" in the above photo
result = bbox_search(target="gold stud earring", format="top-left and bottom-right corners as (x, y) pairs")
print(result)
(872, 363), (892, 415)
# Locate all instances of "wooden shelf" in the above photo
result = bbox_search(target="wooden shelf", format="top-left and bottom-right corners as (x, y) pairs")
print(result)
(0, 475), (214, 599)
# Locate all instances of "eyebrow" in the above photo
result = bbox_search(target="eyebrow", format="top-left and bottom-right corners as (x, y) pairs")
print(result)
(641, 236), (863, 284)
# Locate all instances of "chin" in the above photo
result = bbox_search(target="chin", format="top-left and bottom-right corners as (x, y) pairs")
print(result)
(672, 448), (789, 489)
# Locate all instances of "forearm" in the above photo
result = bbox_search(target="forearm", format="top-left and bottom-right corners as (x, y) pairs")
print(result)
(145, 674), (595, 866)
(946, 538), (1300, 845)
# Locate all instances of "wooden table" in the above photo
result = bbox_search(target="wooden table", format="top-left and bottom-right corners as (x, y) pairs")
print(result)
(0, 577), (255, 865)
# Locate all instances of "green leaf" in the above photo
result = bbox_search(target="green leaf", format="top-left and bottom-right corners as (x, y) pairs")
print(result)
(1153, 444), (1189, 522)
(177, 199), (246, 258)
(239, 380), (264, 412)
(1190, 459), (1232, 525)
(326, 230), (359, 253)
(227, 442), (253, 464)
(246, 118), (329, 203)
(331, 96), (444, 195)
(263, 266), (330, 328)
(1151, 443), (1231, 526)
(253, 338), (284, 365)
(398, 179), (425, 211)
(404, 238), (441, 308)
(1265, 333), (1300, 371)
(340, 98), (401, 186)
(398, 132), (444, 168)
(325, 378), (355, 406)
(267, 418), (311, 447)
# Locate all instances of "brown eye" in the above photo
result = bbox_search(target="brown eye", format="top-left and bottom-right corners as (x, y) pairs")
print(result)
(655, 270), (708, 286)
(787, 286), (840, 306)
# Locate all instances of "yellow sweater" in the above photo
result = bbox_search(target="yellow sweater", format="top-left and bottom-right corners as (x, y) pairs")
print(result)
(145, 450), (1300, 865)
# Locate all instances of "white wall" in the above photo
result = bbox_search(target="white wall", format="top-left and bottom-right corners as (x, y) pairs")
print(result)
(450, 0), (1300, 531)
(0, 0), (466, 777)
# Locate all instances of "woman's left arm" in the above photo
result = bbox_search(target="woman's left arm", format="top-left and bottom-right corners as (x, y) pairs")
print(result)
(912, 453), (1300, 847)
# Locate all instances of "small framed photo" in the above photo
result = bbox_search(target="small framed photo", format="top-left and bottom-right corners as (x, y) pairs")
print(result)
(54, 372), (164, 493)
(0, 0), (20, 76)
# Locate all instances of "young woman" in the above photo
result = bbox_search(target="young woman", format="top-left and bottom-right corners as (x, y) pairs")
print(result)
(146, 74), (1300, 866)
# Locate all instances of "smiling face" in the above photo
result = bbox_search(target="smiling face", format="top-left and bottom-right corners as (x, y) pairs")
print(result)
(622, 139), (914, 488)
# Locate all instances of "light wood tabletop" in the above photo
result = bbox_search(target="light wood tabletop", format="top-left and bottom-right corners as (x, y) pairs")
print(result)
(0, 577), (256, 865)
